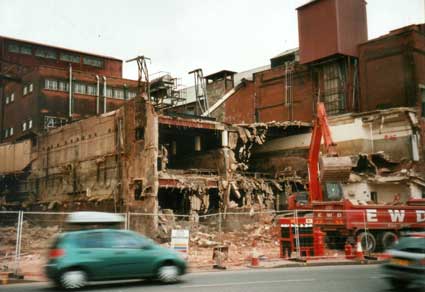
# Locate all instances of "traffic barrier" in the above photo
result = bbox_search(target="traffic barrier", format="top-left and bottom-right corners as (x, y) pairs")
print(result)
(251, 240), (259, 266)
(344, 243), (354, 259)
(355, 237), (364, 261)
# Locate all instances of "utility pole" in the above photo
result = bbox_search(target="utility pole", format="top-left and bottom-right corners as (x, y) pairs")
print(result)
(189, 68), (209, 116)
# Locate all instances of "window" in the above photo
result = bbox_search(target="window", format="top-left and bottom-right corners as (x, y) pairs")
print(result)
(5, 96), (10, 104)
(20, 45), (32, 55)
(58, 81), (69, 92)
(23, 86), (28, 96)
(114, 89), (124, 99)
(77, 232), (106, 248)
(4, 128), (8, 138)
(128, 91), (137, 99)
(83, 56), (103, 68)
(29, 83), (33, 93)
(44, 116), (67, 130)
(107, 232), (142, 249)
(87, 85), (97, 96)
(28, 120), (33, 129)
(8, 43), (20, 53)
(9, 127), (14, 136)
(106, 87), (113, 98)
(10, 93), (14, 102)
(60, 53), (80, 63)
(35, 48), (56, 59)
(45, 79), (58, 90)
(22, 122), (27, 131)
(74, 83), (86, 94)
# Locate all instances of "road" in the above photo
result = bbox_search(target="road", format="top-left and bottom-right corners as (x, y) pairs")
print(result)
(3, 265), (423, 292)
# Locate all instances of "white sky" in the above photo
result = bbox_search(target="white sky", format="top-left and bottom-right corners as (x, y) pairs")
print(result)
(0, 0), (424, 86)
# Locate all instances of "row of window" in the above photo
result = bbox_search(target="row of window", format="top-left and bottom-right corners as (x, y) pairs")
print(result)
(23, 83), (34, 96)
(44, 79), (136, 99)
(4, 127), (14, 138)
(3, 119), (33, 138)
(22, 120), (33, 132)
(8, 43), (104, 68)
(4, 83), (34, 105)
(5, 93), (15, 104)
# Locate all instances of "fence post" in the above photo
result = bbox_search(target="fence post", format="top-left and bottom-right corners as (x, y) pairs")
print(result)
(14, 211), (23, 276)
(362, 210), (369, 256)
(127, 212), (131, 230)
(294, 209), (301, 259)
(218, 211), (222, 243)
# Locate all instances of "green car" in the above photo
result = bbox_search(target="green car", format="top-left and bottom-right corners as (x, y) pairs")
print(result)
(45, 229), (187, 290)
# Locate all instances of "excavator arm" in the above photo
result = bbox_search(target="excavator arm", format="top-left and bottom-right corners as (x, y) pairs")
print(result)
(308, 102), (352, 202)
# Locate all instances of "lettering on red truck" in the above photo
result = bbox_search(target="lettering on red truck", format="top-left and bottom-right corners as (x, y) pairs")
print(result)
(418, 210), (425, 222)
(366, 209), (425, 223)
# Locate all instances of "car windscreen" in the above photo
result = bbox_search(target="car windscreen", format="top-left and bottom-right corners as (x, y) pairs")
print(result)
(393, 237), (425, 254)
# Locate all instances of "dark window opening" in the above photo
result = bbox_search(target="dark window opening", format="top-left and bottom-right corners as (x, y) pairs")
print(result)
(158, 189), (190, 215)
(371, 191), (378, 203)
(134, 180), (143, 200)
(420, 87), (425, 118)
(135, 127), (144, 140)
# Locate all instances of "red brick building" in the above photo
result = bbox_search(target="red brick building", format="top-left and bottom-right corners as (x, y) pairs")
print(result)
(216, 0), (367, 124)
(0, 36), (138, 143)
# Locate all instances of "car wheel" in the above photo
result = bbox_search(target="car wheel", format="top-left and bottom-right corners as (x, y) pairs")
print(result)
(59, 269), (88, 290)
(157, 264), (179, 284)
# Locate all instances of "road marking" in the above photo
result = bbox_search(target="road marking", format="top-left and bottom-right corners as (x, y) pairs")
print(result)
(180, 278), (316, 288)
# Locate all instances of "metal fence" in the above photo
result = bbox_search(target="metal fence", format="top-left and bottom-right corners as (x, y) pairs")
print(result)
(0, 208), (423, 277)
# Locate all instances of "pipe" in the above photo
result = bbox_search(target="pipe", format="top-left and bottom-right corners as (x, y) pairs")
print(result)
(68, 64), (72, 118)
(96, 75), (100, 114)
(103, 76), (107, 113)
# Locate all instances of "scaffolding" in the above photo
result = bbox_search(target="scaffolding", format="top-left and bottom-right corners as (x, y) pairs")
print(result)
(189, 68), (209, 116)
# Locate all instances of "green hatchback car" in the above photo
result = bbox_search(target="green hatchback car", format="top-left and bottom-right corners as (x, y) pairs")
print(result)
(45, 229), (187, 290)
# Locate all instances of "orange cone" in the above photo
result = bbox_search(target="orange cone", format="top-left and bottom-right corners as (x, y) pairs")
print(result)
(355, 237), (364, 261)
(251, 240), (259, 266)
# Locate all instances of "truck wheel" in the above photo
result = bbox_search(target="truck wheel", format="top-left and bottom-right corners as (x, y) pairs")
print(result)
(357, 232), (376, 253)
(379, 231), (398, 250)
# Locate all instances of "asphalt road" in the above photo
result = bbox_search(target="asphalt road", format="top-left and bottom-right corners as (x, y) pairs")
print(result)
(2, 265), (424, 292)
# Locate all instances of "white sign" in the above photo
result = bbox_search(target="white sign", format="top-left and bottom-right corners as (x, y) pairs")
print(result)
(171, 229), (189, 258)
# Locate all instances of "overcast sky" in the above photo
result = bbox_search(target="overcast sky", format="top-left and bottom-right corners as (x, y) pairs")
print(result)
(1, 0), (424, 86)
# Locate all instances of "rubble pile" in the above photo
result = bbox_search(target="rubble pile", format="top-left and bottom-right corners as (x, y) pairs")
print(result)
(0, 222), (59, 258)
(187, 217), (280, 267)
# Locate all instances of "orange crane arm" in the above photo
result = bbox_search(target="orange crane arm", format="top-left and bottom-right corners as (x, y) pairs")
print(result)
(308, 102), (336, 202)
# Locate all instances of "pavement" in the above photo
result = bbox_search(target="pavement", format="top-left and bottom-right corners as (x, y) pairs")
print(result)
(2, 265), (423, 292)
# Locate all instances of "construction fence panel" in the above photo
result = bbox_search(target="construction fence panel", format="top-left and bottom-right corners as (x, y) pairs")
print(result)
(0, 211), (20, 272)
(16, 212), (69, 276)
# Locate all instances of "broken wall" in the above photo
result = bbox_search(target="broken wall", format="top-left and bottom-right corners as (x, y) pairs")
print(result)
(0, 140), (32, 173)
(343, 181), (416, 203)
(121, 100), (159, 235)
(28, 112), (121, 205)
(251, 108), (419, 163)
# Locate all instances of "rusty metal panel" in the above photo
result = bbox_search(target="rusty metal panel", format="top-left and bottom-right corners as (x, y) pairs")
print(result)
(297, 0), (367, 64)
(0, 140), (32, 173)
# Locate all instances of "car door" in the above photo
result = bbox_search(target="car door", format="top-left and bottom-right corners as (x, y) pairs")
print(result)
(103, 230), (156, 278)
(74, 231), (111, 280)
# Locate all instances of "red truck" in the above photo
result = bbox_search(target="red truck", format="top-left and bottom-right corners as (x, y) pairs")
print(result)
(313, 199), (425, 252)
(288, 103), (425, 252)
